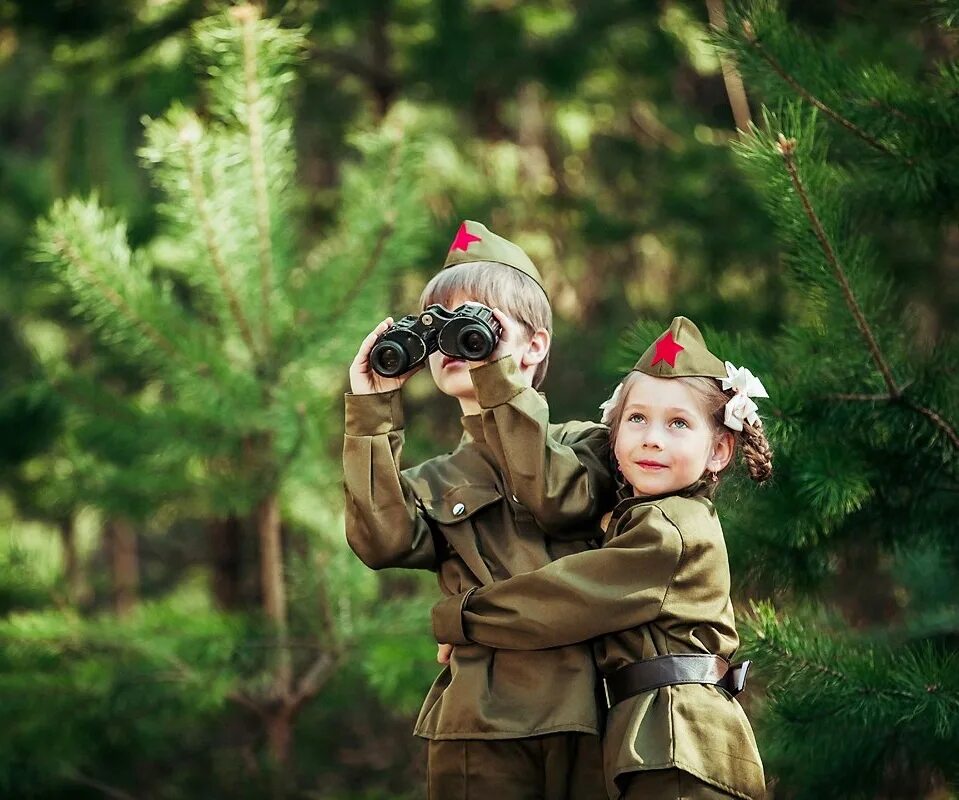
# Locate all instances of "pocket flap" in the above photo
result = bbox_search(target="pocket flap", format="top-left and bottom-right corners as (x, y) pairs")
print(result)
(422, 485), (502, 524)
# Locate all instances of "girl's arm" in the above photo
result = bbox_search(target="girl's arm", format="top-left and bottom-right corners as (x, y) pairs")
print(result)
(470, 356), (616, 533)
(432, 504), (683, 649)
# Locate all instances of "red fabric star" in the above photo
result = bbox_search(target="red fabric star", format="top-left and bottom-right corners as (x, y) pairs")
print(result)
(650, 332), (684, 367)
(448, 222), (482, 253)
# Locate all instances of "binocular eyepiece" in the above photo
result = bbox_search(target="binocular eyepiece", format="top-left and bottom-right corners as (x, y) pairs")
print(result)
(370, 303), (501, 377)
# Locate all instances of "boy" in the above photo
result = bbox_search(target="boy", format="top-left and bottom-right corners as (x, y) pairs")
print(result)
(343, 221), (615, 799)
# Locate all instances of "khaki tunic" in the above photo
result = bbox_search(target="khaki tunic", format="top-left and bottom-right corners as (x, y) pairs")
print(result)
(342, 371), (616, 740)
(429, 358), (765, 799)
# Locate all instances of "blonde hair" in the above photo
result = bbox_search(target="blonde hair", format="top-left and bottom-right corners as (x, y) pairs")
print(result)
(420, 261), (552, 388)
(603, 371), (773, 492)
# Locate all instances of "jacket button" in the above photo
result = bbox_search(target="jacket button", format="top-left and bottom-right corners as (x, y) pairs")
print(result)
(452, 503), (466, 516)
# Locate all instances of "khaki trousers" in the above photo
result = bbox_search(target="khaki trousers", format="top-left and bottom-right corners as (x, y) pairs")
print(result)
(427, 733), (606, 800)
(619, 768), (740, 800)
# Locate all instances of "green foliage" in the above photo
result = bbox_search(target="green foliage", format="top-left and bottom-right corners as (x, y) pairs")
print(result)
(32, 6), (430, 518)
(703, 2), (959, 794)
(740, 602), (959, 799)
(0, 593), (247, 797)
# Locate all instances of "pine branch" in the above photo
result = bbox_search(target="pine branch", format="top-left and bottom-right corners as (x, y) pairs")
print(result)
(53, 234), (179, 360)
(741, 21), (915, 166)
(826, 386), (959, 452)
(324, 213), (396, 327)
(182, 121), (261, 361)
(778, 144), (959, 451)
(289, 652), (339, 715)
(755, 626), (919, 705)
(64, 771), (140, 800)
(776, 135), (901, 395)
(233, 5), (276, 351)
(901, 397), (959, 452)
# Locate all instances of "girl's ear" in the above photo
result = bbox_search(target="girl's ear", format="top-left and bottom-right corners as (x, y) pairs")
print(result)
(707, 430), (735, 474)
(521, 327), (551, 367)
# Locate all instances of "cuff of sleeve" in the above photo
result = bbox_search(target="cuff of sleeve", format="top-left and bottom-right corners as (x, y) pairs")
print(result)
(432, 588), (477, 645)
(344, 390), (405, 436)
(471, 356), (526, 409)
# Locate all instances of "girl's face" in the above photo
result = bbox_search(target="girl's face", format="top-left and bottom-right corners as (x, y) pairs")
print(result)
(613, 373), (733, 497)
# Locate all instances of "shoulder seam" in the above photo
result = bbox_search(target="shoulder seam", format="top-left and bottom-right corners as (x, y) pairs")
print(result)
(649, 504), (685, 620)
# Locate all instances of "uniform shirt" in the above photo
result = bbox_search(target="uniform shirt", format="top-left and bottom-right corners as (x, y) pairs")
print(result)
(342, 361), (616, 740)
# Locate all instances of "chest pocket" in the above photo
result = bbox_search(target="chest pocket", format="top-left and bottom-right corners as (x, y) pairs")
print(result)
(422, 484), (502, 526)
(422, 485), (503, 585)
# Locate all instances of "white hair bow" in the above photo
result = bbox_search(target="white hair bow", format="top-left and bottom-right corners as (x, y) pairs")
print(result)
(721, 361), (768, 431)
(598, 382), (623, 425)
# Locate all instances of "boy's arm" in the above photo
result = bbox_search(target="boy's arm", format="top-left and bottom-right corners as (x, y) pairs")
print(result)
(470, 356), (616, 533)
(343, 389), (438, 571)
(432, 504), (683, 648)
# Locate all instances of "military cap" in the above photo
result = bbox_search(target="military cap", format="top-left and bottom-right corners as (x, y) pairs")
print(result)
(633, 316), (727, 379)
(443, 220), (547, 295)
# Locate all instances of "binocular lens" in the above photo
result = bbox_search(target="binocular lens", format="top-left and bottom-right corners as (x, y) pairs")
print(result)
(458, 325), (494, 359)
(370, 342), (408, 377)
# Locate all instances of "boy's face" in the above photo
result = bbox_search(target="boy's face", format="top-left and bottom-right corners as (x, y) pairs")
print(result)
(613, 373), (731, 496)
(427, 292), (533, 411)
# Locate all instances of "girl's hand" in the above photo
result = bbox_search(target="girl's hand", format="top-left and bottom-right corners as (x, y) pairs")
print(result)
(349, 318), (423, 394)
(467, 307), (523, 369)
(436, 643), (453, 665)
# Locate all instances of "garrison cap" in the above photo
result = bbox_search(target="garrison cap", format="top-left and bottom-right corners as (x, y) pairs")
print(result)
(443, 220), (547, 295)
(634, 316), (727, 379)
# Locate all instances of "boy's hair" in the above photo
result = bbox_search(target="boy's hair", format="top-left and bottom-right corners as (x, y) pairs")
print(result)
(419, 261), (552, 388)
(604, 372), (773, 492)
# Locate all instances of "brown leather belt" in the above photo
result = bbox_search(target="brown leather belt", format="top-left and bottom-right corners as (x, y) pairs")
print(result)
(602, 654), (751, 708)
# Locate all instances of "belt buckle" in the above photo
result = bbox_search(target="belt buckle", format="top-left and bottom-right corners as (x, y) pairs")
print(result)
(727, 660), (751, 696)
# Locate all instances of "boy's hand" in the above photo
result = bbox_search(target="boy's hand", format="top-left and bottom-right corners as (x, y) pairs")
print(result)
(436, 643), (453, 665)
(467, 308), (523, 370)
(349, 318), (423, 394)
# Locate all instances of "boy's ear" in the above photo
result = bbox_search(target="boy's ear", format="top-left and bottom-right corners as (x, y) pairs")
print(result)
(521, 328), (551, 367)
(707, 431), (735, 473)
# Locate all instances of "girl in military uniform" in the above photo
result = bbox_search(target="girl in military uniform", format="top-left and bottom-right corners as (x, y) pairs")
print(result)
(432, 316), (769, 800)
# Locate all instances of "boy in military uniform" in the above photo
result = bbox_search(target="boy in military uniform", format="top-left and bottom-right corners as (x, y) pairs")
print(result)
(344, 221), (616, 799)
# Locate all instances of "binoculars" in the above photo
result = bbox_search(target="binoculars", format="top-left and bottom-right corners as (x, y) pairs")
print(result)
(370, 303), (501, 377)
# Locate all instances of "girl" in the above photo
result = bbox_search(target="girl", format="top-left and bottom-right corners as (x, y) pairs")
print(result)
(432, 316), (769, 800)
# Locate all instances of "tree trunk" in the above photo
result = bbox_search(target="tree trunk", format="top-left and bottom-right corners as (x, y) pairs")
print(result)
(105, 518), (139, 616)
(257, 492), (291, 690)
(58, 514), (88, 607)
(265, 704), (294, 798)
(705, 0), (753, 132)
(209, 514), (243, 610)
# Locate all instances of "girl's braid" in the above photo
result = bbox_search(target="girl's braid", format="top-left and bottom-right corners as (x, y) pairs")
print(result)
(740, 420), (773, 483)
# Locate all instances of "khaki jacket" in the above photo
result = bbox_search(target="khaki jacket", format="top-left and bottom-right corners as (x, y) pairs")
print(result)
(342, 359), (616, 740)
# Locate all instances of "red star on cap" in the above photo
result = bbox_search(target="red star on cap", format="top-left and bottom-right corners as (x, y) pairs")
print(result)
(650, 331), (684, 367)
(449, 222), (482, 253)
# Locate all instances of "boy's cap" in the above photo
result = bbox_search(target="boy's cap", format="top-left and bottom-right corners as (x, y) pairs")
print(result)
(443, 220), (547, 295)
(633, 316), (727, 379)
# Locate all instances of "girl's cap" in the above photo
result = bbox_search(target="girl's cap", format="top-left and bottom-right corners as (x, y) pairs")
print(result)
(633, 316), (726, 379)
(443, 220), (547, 296)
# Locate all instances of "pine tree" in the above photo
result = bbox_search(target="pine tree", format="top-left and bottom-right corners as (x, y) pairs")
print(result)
(700, 2), (959, 796)
(29, 2), (429, 789)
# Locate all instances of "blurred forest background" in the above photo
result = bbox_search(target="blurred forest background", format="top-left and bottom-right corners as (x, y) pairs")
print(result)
(1, 0), (957, 798)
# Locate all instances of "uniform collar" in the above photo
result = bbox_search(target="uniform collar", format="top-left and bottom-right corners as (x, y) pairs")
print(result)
(608, 477), (714, 529)
(460, 414), (485, 443)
